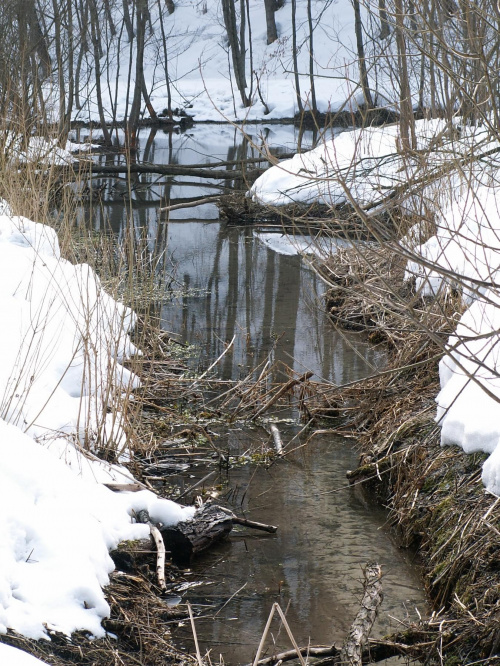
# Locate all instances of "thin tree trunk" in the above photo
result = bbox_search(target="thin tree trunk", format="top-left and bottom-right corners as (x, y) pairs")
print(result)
(128, 0), (148, 150)
(264, 0), (278, 44)
(221, 0), (250, 107)
(352, 0), (373, 109)
(90, 0), (112, 145)
(157, 0), (172, 118)
(395, 0), (416, 149)
(291, 0), (303, 114)
(306, 0), (317, 114)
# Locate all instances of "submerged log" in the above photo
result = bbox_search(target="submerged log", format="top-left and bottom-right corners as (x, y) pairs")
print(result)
(340, 562), (383, 665)
(160, 503), (233, 565)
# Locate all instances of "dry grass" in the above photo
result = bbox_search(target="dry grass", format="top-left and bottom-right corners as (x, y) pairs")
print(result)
(310, 242), (500, 663)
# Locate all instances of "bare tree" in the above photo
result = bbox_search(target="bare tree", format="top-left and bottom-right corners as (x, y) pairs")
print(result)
(221, 0), (251, 107)
(264, 0), (279, 43)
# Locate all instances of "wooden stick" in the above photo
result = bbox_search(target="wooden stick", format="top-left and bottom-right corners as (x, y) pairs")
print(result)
(231, 516), (278, 533)
(191, 335), (236, 385)
(104, 482), (147, 492)
(187, 602), (204, 666)
(148, 522), (167, 590)
(269, 424), (283, 455)
(246, 645), (339, 666)
(274, 604), (307, 666)
(218, 507), (278, 533)
(159, 196), (220, 213)
(176, 470), (217, 501)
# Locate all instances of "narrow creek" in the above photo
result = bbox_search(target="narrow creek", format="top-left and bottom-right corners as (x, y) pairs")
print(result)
(81, 124), (428, 664)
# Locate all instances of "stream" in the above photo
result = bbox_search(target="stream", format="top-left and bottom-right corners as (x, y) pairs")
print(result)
(80, 124), (427, 664)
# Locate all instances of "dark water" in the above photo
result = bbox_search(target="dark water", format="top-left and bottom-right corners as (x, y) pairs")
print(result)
(80, 124), (427, 664)
(173, 430), (425, 663)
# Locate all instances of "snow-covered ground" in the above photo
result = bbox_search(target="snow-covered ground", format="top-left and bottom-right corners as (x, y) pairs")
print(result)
(70, 0), (391, 124)
(249, 119), (500, 496)
(0, 202), (194, 659)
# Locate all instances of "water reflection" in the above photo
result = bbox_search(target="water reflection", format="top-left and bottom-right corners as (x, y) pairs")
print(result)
(160, 222), (382, 383)
(78, 124), (425, 664)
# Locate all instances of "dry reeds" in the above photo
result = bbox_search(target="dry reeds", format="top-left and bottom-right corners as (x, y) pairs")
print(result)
(311, 241), (500, 662)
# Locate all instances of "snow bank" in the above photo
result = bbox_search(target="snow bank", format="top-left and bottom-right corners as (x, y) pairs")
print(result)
(252, 119), (500, 494)
(405, 178), (500, 495)
(0, 644), (48, 665)
(249, 119), (458, 208)
(0, 205), (195, 643)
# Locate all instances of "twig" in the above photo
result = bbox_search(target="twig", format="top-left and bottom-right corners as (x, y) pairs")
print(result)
(176, 471), (217, 501)
(252, 372), (313, 419)
(159, 196), (220, 213)
(219, 507), (278, 533)
(148, 522), (167, 590)
(187, 602), (204, 666)
(190, 335), (236, 385)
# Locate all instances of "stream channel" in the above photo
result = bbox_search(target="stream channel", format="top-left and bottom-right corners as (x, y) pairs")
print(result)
(82, 124), (427, 664)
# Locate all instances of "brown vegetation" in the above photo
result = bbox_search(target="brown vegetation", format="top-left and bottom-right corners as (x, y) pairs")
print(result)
(310, 243), (500, 663)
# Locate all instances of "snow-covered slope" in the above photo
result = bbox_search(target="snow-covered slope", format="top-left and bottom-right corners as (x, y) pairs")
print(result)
(0, 205), (194, 642)
(71, 0), (364, 123)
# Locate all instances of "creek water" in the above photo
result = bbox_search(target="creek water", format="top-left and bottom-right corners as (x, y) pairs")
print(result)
(81, 124), (427, 664)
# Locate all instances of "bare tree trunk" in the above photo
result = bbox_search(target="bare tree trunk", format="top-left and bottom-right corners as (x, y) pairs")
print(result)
(352, 0), (373, 109)
(306, 0), (317, 114)
(123, 0), (135, 40)
(291, 0), (303, 114)
(127, 0), (148, 150)
(221, 0), (250, 107)
(157, 0), (172, 118)
(395, 0), (416, 149)
(378, 0), (390, 39)
(264, 0), (278, 44)
(89, 0), (112, 145)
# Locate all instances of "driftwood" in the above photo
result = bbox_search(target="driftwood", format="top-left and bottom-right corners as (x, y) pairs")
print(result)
(115, 504), (277, 573)
(269, 424), (283, 455)
(160, 503), (233, 565)
(340, 563), (383, 665)
(84, 161), (263, 181)
(149, 522), (167, 590)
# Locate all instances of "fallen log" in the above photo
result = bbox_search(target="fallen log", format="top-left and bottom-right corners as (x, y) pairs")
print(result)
(83, 161), (263, 181)
(340, 562), (383, 665)
(160, 503), (233, 565)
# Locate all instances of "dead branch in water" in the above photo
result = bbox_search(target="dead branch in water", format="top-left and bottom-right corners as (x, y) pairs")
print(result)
(340, 563), (383, 665)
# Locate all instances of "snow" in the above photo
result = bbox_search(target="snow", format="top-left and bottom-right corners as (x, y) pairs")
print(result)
(249, 119), (500, 496)
(0, 205), (195, 650)
(69, 0), (368, 124)
(0, 644), (48, 665)
(249, 119), (462, 208)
